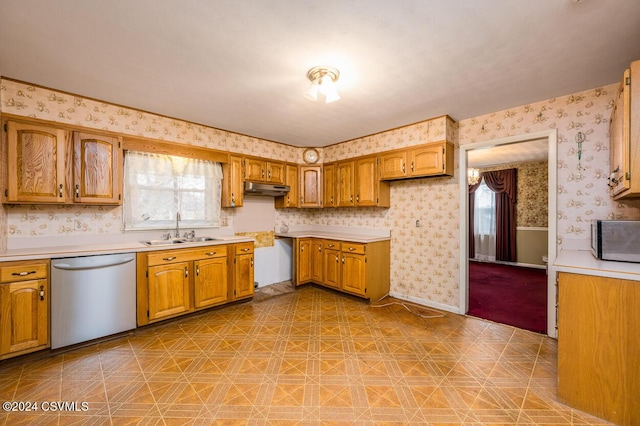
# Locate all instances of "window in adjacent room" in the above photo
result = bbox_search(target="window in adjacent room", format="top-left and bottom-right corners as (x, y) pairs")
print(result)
(123, 151), (223, 230)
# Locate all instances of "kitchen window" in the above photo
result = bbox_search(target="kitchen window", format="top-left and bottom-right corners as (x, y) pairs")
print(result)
(123, 151), (223, 230)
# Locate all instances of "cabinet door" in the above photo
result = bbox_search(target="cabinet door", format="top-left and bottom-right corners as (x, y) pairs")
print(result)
(341, 252), (367, 297)
(244, 158), (266, 181)
(297, 238), (312, 284)
(323, 163), (335, 207)
(5, 121), (68, 203)
(275, 164), (299, 208)
(310, 239), (323, 282)
(609, 69), (630, 197)
(234, 253), (254, 299)
(194, 257), (228, 309)
(336, 161), (355, 207)
(409, 145), (444, 176)
(379, 151), (408, 180)
(222, 155), (244, 207)
(72, 131), (122, 204)
(355, 156), (378, 206)
(0, 279), (49, 357)
(300, 166), (322, 207)
(267, 162), (285, 184)
(323, 242), (341, 289)
(148, 262), (191, 321)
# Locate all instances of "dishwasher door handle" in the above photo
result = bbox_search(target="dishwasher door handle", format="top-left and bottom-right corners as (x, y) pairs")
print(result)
(53, 256), (135, 271)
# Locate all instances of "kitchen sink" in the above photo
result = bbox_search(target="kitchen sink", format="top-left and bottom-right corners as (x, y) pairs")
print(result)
(140, 236), (219, 246)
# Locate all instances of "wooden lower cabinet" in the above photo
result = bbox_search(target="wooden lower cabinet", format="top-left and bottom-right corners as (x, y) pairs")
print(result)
(558, 272), (640, 426)
(294, 237), (390, 302)
(137, 243), (250, 326)
(232, 242), (254, 300)
(0, 260), (50, 360)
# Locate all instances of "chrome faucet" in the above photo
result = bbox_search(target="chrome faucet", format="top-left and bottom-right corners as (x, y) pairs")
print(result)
(175, 212), (181, 238)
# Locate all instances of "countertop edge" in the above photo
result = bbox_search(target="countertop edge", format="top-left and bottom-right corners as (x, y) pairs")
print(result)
(553, 250), (640, 281)
(0, 236), (255, 262)
(275, 231), (391, 243)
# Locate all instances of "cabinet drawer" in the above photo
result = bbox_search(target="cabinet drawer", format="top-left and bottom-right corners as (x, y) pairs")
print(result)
(191, 245), (227, 259)
(323, 240), (340, 250)
(340, 242), (366, 254)
(0, 262), (48, 283)
(234, 242), (254, 255)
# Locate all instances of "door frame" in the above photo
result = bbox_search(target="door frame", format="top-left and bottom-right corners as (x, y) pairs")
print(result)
(458, 129), (558, 338)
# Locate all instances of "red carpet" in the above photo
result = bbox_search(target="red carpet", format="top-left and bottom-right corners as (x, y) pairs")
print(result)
(467, 261), (547, 334)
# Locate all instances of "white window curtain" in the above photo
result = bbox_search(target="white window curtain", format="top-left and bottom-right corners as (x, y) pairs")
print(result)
(123, 151), (223, 230)
(473, 180), (496, 262)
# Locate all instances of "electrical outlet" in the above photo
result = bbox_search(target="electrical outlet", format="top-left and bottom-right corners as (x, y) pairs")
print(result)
(415, 220), (421, 228)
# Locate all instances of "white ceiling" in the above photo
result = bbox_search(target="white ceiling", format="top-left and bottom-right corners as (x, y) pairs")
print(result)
(468, 138), (549, 168)
(1, 1), (640, 148)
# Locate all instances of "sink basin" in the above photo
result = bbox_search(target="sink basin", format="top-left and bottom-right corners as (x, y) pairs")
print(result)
(141, 238), (187, 246)
(185, 236), (218, 242)
(141, 236), (219, 246)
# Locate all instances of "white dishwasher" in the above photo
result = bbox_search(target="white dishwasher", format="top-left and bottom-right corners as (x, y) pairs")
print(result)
(51, 253), (137, 349)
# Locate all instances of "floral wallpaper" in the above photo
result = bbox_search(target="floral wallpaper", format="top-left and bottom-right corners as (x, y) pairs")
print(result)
(2, 77), (639, 312)
(479, 161), (548, 228)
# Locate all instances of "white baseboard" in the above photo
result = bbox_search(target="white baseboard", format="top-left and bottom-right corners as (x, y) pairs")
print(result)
(388, 292), (461, 315)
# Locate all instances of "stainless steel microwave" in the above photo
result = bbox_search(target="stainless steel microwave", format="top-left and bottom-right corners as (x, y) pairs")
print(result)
(591, 219), (640, 262)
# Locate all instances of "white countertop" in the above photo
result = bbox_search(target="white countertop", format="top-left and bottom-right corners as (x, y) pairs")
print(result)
(276, 231), (390, 243)
(0, 235), (254, 262)
(554, 249), (640, 281)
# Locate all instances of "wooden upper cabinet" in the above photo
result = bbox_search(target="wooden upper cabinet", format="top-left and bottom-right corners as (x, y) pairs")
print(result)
(336, 161), (355, 207)
(379, 141), (455, 181)
(379, 150), (408, 180)
(323, 163), (335, 208)
(355, 156), (389, 207)
(275, 163), (299, 208)
(222, 155), (244, 207)
(609, 59), (640, 200)
(300, 166), (322, 207)
(3, 120), (122, 205)
(73, 131), (122, 204)
(244, 157), (284, 184)
(5, 121), (68, 203)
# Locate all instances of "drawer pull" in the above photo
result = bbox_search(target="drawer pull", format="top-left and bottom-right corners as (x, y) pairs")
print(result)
(39, 285), (45, 301)
(205, 251), (216, 256)
(241, 248), (251, 252)
(12, 271), (36, 276)
(163, 256), (177, 261)
(348, 247), (357, 251)
(328, 244), (335, 248)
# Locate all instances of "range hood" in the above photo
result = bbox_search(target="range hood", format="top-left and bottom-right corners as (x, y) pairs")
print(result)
(243, 181), (290, 196)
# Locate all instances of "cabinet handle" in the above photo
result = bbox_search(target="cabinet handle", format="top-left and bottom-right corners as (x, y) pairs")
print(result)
(350, 195), (353, 202)
(163, 256), (177, 261)
(356, 195), (359, 203)
(196, 265), (200, 276)
(402, 163), (405, 173)
(75, 184), (80, 198)
(268, 170), (271, 179)
(59, 184), (63, 198)
(318, 246), (322, 252)
(348, 247), (356, 251)
(185, 267), (188, 278)
(12, 271), (36, 276)
(251, 258), (254, 267)
(330, 196), (333, 204)
(241, 248), (251, 252)
(335, 255), (339, 262)
(300, 246), (304, 252)
(39, 285), (45, 301)
(262, 169), (265, 178)
(205, 251), (216, 256)
(328, 244), (335, 248)
(342, 256), (345, 264)
(411, 162), (414, 172)
(300, 196), (304, 204)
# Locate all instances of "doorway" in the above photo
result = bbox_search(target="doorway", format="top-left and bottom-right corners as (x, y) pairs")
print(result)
(459, 130), (558, 337)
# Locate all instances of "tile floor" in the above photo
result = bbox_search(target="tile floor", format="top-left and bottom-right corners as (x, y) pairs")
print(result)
(0, 284), (611, 425)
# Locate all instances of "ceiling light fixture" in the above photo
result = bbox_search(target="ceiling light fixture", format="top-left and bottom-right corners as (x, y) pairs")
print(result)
(304, 66), (340, 103)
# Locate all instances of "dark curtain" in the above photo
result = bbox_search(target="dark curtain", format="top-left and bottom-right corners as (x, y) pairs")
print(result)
(483, 168), (517, 262)
(468, 179), (482, 258)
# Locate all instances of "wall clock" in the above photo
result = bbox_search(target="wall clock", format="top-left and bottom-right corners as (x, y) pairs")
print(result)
(303, 148), (319, 164)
